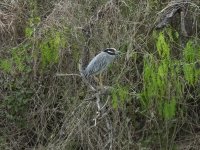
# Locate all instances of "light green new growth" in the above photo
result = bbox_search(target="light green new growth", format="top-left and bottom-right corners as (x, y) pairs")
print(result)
(40, 30), (66, 67)
(0, 59), (12, 73)
(112, 84), (129, 109)
(183, 40), (200, 85)
(141, 29), (181, 120)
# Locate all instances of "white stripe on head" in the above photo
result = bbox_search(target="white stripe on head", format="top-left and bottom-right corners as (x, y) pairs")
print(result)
(104, 48), (117, 55)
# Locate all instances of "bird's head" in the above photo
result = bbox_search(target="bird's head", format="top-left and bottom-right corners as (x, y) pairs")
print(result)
(103, 48), (120, 56)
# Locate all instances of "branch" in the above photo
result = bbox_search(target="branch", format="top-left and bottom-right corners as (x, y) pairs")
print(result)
(180, 9), (188, 36)
(156, 6), (181, 29)
(155, 0), (191, 31)
(56, 73), (81, 77)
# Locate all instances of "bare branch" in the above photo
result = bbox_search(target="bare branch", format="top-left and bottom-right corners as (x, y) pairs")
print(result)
(56, 73), (81, 77)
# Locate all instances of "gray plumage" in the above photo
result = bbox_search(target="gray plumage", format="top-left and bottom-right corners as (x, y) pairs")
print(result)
(81, 48), (119, 78)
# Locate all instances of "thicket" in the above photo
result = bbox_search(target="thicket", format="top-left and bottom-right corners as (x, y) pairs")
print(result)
(0, 0), (200, 149)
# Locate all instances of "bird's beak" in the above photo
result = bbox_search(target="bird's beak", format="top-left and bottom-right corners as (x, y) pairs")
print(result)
(116, 50), (124, 56)
(116, 50), (121, 55)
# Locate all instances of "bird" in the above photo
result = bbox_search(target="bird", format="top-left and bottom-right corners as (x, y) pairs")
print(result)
(81, 48), (120, 87)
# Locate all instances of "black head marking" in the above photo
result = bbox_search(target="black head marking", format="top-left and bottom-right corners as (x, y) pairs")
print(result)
(103, 48), (116, 55)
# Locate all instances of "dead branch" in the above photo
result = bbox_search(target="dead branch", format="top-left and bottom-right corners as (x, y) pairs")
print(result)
(155, 0), (192, 37)
(56, 73), (81, 77)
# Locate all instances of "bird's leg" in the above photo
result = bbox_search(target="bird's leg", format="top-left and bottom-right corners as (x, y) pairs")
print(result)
(94, 76), (99, 84)
(93, 74), (103, 89)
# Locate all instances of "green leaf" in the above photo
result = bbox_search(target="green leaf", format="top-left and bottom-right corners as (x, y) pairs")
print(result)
(163, 98), (176, 120)
(111, 85), (129, 109)
(183, 64), (195, 85)
(156, 32), (170, 59)
(112, 91), (118, 109)
(25, 27), (34, 37)
(0, 59), (12, 73)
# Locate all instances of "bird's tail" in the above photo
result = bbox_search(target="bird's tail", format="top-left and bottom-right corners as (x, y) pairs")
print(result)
(80, 69), (96, 90)
(81, 70), (90, 80)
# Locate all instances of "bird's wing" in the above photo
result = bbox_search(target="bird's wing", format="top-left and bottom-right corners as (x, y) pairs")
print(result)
(86, 53), (107, 76)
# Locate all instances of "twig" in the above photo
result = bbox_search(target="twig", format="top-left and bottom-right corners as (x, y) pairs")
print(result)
(95, 92), (101, 110)
(180, 10), (188, 37)
(77, 5), (113, 148)
(56, 73), (81, 77)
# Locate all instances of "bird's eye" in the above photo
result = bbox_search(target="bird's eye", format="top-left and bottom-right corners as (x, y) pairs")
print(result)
(104, 49), (116, 55)
(107, 50), (114, 54)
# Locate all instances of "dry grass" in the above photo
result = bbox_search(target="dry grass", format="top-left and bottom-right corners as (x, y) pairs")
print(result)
(0, 1), (28, 47)
(1, 0), (200, 149)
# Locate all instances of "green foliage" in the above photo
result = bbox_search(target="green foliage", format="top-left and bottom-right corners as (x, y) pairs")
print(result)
(142, 54), (157, 106)
(24, 0), (68, 68)
(0, 59), (12, 73)
(25, 0), (41, 38)
(25, 27), (34, 38)
(25, 16), (40, 38)
(1, 0), (38, 74)
(1, 0), (200, 149)
(0, 44), (31, 74)
(183, 64), (195, 84)
(111, 84), (129, 109)
(5, 91), (29, 115)
(163, 98), (176, 120)
(2, 81), (33, 128)
(40, 30), (66, 67)
(183, 40), (196, 62)
(141, 29), (183, 120)
(156, 31), (170, 59)
(141, 30), (200, 121)
(167, 27), (179, 41)
(183, 40), (200, 85)
(12, 45), (31, 72)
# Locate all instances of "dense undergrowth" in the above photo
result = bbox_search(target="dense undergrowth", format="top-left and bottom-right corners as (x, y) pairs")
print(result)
(0, 0), (200, 149)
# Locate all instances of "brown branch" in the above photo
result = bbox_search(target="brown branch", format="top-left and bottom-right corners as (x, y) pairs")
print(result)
(155, 0), (192, 32)
(180, 9), (188, 37)
(156, 5), (181, 29)
(77, 6), (114, 149)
